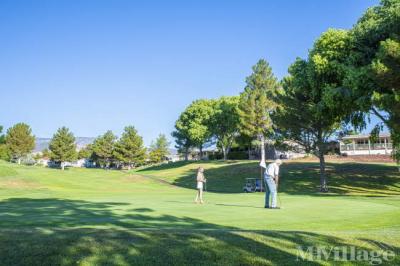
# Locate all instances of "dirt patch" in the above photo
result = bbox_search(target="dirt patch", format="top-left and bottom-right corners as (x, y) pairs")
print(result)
(123, 174), (149, 183)
(0, 179), (41, 189)
(131, 173), (177, 187)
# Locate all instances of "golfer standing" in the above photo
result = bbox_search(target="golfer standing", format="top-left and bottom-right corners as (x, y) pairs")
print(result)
(195, 167), (206, 204)
(261, 159), (282, 209)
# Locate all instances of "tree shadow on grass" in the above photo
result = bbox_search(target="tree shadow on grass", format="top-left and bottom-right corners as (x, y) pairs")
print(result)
(282, 162), (400, 196)
(0, 198), (398, 265)
(0, 198), (231, 229)
(167, 161), (400, 196)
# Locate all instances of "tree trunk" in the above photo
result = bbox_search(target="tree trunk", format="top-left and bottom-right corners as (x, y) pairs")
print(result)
(184, 148), (189, 161)
(222, 146), (227, 160)
(17, 158), (21, 165)
(61, 162), (65, 171)
(260, 134), (266, 189)
(318, 149), (328, 192)
(199, 145), (203, 160)
(247, 140), (252, 160)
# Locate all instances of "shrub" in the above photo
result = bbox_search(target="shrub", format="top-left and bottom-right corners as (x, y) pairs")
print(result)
(227, 151), (248, 160)
(209, 151), (248, 160)
(0, 144), (10, 161)
(208, 153), (223, 160)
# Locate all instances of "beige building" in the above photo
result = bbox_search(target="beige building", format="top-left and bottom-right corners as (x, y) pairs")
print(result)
(339, 133), (393, 156)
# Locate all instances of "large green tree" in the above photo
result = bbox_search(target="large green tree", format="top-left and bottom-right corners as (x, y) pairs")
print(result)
(0, 126), (9, 161)
(5, 123), (35, 164)
(92, 130), (117, 168)
(345, 0), (400, 161)
(238, 59), (279, 164)
(113, 126), (146, 169)
(77, 145), (93, 160)
(210, 96), (241, 160)
(0, 126), (5, 144)
(171, 130), (192, 161)
(49, 127), (77, 170)
(275, 29), (353, 192)
(174, 99), (215, 158)
(149, 134), (170, 163)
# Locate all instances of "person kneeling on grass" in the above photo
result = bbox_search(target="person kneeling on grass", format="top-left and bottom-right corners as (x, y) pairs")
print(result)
(195, 167), (206, 204)
(260, 159), (282, 209)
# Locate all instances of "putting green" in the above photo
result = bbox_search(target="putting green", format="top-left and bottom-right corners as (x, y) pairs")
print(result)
(0, 160), (399, 265)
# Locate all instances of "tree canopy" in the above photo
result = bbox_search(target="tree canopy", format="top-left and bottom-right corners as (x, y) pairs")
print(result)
(149, 134), (170, 163)
(92, 130), (117, 168)
(0, 126), (9, 161)
(275, 29), (355, 191)
(173, 99), (215, 158)
(113, 126), (146, 169)
(5, 123), (35, 164)
(49, 127), (77, 170)
(0, 126), (5, 144)
(344, 0), (400, 161)
(238, 59), (280, 163)
(171, 130), (192, 161)
(210, 96), (240, 160)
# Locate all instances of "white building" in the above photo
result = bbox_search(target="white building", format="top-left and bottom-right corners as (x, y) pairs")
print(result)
(339, 133), (393, 156)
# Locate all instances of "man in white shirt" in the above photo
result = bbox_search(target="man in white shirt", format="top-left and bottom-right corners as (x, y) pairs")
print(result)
(260, 159), (282, 209)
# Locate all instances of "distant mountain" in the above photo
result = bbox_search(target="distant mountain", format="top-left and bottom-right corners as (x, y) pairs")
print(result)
(34, 137), (95, 152)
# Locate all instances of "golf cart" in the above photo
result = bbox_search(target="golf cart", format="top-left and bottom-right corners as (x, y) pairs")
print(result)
(243, 178), (264, 193)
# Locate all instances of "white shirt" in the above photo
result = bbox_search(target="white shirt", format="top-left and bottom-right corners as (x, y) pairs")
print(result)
(265, 162), (279, 177)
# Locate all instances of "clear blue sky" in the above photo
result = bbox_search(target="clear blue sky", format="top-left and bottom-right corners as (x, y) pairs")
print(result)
(0, 0), (381, 146)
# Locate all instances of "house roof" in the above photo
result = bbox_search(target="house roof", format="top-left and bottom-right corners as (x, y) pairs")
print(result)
(341, 133), (391, 140)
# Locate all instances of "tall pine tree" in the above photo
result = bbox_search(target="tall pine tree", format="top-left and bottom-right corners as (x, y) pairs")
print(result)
(114, 126), (146, 169)
(49, 127), (77, 170)
(92, 130), (117, 168)
(149, 134), (170, 163)
(238, 59), (280, 165)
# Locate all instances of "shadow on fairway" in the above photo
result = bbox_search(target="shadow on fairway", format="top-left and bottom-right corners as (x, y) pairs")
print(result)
(0, 197), (398, 265)
(0, 198), (231, 229)
(157, 161), (400, 196)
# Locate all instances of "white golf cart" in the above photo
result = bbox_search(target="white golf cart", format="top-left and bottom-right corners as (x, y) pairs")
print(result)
(243, 178), (264, 193)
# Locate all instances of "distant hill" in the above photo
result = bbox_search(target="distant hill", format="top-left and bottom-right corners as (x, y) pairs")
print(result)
(34, 137), (95, 152)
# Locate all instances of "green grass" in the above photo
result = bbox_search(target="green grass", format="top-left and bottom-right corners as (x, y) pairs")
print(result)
(0, 160), (399, 265)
